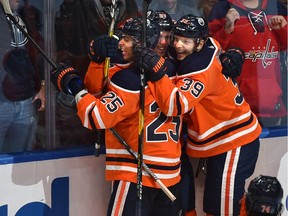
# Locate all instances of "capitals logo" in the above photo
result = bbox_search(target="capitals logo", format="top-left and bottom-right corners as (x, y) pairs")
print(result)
(245, 39), (278, 68)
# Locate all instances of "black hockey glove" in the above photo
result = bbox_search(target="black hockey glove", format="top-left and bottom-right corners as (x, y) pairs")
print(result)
(88, 34), (119, 63)
(137, 48), (168, 82)
(50, 63), (84, 95)
(220, 47), (245, 78)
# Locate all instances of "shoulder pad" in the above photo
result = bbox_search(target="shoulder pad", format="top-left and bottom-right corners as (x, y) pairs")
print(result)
(111, 66), (142, 91)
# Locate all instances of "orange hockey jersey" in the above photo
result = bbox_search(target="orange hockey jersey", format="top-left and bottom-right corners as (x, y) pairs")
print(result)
(77, 61), (182, 188)
(148, 38), (262, 158)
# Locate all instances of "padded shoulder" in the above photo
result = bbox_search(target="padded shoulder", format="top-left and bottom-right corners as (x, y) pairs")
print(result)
(111, 66), (142, 91)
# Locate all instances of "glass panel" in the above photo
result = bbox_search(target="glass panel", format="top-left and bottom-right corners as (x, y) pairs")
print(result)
(0, 0), (285, 155)
(0, 0), (46, 154)
(206, 0), (287, 128)
(49, 0), (286, 150)
(148, 0), (202, 21)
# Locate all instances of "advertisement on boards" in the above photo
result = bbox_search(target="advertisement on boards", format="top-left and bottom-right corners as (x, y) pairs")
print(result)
(0, 154), (110, 216)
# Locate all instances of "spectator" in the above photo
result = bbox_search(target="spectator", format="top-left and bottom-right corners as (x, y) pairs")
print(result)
(149, 0), (201, 21)
(207, 0), (287, 127)
(197, 0), (218, 19)
(277, 0), (288, 125)
(0, 0), (45, 153)
(142, 14), (262, 215)
(50, 16), (183, 215)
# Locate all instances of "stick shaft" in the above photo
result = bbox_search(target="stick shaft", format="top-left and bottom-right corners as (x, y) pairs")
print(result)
(136, 1), (152, 214)
(94, 0), (119, 157)
(1, 0), (57, 69)
(0, 0), (12, 14)
(109, 128), (176, 202)
(103, 1), (117, 87)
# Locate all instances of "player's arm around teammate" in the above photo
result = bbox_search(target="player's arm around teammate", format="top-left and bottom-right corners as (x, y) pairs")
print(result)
(50, 16), (184, 216)
(141, 15), (262, 216)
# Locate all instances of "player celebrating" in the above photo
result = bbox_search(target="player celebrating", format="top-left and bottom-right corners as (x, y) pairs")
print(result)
(147, 10), (197, 216)
(50, 16), (183, 216)
(141, 14), (262, 215)
(147, 9), (174, 58)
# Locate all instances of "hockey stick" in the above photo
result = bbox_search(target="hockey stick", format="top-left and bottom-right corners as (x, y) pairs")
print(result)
(102, 0), (119, 94)
(94, 0), (120, 157)
(0, 0), (57, 69)
(136, 0), (152, 215)
(109, 128), (176, 202)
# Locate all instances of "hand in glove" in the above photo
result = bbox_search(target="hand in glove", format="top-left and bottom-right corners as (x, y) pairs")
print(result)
(50, 63), (84, 95)
(137, 47), (168, 82)
(88, 34), (119, 63)
(220, 47), (245, 78)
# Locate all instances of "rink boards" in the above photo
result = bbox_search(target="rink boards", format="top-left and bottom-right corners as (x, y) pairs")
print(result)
(0, 129), (287, 216)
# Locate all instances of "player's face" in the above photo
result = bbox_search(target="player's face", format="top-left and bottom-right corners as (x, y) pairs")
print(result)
(154, 31), (170, 57)
(119, 35), (134, 62)
(173, 35), (195, 61)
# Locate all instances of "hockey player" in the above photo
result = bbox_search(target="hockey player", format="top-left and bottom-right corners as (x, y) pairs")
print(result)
(146, 10), (248, 216)
(147, 10), (174, 58)
(84, 9), (176, 159)
(84, 10), (176, 95)
(140, 14), (262, 215)
(240, 175), (284, 216)
(53, 0), (140, 147)
(50, 16), (183, 216)
(147, 10), (197, 216)
(146, 10), (196, 216)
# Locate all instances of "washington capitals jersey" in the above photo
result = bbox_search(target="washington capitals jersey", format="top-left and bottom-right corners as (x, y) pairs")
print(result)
(208, 0), (287, 118)
(148, 38), (262, 157)
(78, 61), (182, 188)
